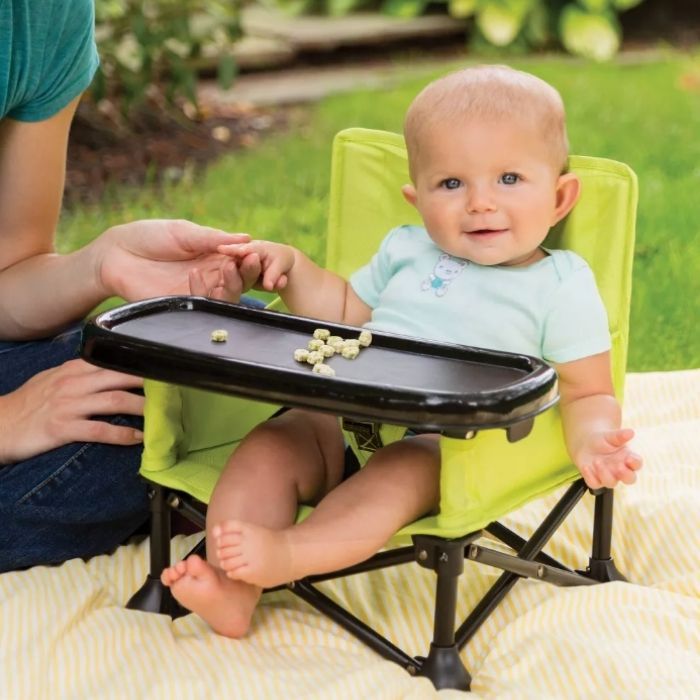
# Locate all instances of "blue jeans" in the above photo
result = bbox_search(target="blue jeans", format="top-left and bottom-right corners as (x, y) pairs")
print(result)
(0, 324), (148, 573)
(0, 297), (267, 573)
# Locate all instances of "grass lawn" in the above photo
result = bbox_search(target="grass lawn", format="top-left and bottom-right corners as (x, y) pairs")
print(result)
(59, 53), (700, 372)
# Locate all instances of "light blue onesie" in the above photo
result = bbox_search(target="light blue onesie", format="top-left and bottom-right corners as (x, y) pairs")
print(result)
(350, 225), (611, 364)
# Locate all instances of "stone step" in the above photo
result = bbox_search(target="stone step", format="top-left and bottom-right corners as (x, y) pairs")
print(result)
(242, 6), (465, 51)
(197, 51), (463, 108)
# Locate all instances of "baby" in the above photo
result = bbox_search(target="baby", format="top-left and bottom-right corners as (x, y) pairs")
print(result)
(161, 65), (642, 637)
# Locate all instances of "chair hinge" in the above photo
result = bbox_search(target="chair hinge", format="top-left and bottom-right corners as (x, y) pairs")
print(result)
(342, 417), (384, 452)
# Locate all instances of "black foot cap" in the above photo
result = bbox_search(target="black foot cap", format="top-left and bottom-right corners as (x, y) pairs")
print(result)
(126, 575), (187, 617)
(419, 644), (471, 691)
(586, 557), (628, 583)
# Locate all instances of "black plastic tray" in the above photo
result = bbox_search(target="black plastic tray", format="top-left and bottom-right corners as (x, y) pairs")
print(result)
(81, 296), (558, 435)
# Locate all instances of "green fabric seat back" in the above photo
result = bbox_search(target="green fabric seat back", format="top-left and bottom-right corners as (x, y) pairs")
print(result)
(325, 128), (637, 537)
(140, 128), (637, 538)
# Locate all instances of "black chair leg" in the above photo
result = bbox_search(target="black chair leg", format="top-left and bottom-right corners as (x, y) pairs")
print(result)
(414, 536), (472, 691)
(127, 483), (181, 615)
(587, 488), (627, 582)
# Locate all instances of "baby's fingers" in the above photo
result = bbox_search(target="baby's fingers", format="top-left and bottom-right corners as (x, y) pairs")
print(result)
(239, 253), (262, 292)
(261, 261), (288, 291)
(625, 451), (643, 471)
(592, 458), (619, 489)
(605, 428), (635, 448)
(579, 462), (603, 490)
(218, 242), (257, 258)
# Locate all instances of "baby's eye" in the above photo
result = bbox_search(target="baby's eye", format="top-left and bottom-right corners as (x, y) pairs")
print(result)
(440, 178), (461, 190)
(499, 172), (520, 185)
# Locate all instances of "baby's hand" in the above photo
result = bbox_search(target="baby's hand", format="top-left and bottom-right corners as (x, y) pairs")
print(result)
(218, 240), (293, 292)
(575, 428), (643, 490)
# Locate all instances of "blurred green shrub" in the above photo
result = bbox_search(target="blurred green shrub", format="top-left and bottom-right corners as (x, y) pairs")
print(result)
(261, 0), (647, 61)
(93, 0), (240, 112)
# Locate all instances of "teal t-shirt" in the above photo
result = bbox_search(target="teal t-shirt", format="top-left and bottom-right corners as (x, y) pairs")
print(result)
(350, 225), (611, 364)
(0, 0), (99, 122)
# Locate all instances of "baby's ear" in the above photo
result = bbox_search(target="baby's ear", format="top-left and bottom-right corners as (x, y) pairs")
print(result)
(401, 184), (417, 207)
(551, 172), (581, 226)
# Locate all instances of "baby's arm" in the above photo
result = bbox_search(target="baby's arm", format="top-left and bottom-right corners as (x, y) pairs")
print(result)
(554, 352), (643, 490)
(219, 240), (371, 325)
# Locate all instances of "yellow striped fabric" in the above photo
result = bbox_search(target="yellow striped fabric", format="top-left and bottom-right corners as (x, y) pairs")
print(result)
(1, 370), (699, 699)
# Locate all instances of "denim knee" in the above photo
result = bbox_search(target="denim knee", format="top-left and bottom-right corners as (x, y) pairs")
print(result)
(0, 416), (148, 573)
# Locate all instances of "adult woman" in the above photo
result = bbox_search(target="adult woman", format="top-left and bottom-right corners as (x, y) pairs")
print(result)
(0, 0), (258, 571)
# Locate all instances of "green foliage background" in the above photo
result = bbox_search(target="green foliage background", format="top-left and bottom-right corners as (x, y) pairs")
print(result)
(91, 0), (650, 113)
(264, 0), (648, 61)
(92, 0), (240, 111)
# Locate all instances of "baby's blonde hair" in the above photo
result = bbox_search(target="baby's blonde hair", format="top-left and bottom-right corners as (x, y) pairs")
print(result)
(404, 65), (569, 178)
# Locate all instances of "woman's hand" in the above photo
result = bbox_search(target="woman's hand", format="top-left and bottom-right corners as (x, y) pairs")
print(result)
(93, 219), (257, 302)
(188, 253), (262, 301)
(0, 359), (145, 464)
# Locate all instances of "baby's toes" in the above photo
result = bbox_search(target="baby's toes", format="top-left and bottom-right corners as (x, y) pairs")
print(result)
(161, 562), (184, 586)
(221, 554), (248, 575)
(215, 531), (244, 551)
(217, 544), (243, 565)
(212, 519), (245, 539)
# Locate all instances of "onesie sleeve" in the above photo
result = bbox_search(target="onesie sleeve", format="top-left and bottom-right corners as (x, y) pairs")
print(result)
(542, 263), (611, 364)
(8, 0), (99, 122)
(349, 227), (401, 309)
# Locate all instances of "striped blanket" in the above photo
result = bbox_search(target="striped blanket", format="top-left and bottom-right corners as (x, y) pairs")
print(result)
(2, 369), (699, 698)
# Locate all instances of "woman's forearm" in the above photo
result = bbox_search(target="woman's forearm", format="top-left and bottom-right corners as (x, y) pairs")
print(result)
(0, 243), (105, 339)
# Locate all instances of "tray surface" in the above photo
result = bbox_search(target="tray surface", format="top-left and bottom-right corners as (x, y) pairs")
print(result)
(81, 296), (558, 433)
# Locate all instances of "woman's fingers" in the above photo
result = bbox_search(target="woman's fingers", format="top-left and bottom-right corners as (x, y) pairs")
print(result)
(188, 267), (208, 296)
(60, 360), (144, 392)
(66, 419), (144, 446)
(73, 389), (146, 418)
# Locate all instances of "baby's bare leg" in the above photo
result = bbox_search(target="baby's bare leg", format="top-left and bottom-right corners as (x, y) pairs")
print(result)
(161, 409), (345, 637)
(216, 435), (441, 588)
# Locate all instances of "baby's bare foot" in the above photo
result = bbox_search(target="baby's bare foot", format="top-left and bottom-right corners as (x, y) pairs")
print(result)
(214, 520), (296, 588)
(161, 554), (261, 638)
(161, 559), (188, 587)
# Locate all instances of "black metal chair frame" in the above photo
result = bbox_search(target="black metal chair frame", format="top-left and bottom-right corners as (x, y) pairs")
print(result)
(128, 474), (624, 691)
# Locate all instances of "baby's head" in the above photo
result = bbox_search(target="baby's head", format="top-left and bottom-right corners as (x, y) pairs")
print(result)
(401, 65), (580, 267)
(404, 65), (569, 180)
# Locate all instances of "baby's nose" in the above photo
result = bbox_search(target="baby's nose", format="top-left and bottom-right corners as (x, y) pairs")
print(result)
(466, 186), (496, 213)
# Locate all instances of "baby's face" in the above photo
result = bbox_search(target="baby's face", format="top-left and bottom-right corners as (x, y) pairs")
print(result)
(403, 118), (576, 267)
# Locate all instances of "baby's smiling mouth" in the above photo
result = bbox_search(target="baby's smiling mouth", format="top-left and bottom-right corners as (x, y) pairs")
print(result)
(465, 228), (507, 236)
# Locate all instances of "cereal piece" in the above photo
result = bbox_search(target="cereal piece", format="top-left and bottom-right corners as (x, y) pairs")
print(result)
(329, 338), (345, 352)
(308, 338), (324, 351)
(358, 330), (373, 347)
(210, 329), (228, 342)
(327, 335), (343, 345)
(306, 350), (324, 365)
(293, 348), (310, 362)
(312, 363), (336, 377)
(320, 344), (335, 357)
(341, 345), (360, 360)
(344, 338), (360, 348)
(313, 328), (331, 341)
